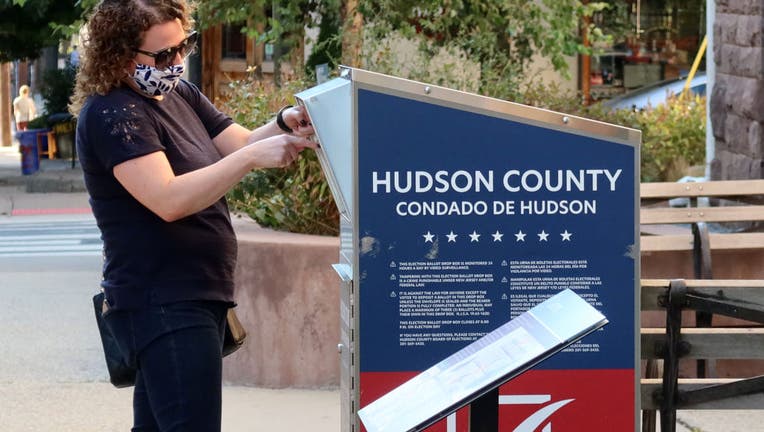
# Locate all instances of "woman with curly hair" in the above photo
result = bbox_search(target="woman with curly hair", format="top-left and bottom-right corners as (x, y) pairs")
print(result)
(71, 1), (316, 430)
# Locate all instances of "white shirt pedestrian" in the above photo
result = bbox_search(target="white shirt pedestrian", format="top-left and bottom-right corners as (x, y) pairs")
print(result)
(13, 85), (37, 131)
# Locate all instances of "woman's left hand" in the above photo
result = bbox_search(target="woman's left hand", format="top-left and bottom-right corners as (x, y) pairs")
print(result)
(282, 106), (315, 137)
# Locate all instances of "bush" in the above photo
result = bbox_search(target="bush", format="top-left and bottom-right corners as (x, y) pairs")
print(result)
(217, 75), (340, 236)
(40, 63), (77, 115)
(517, 83), (706, 183)
(304, 1), (342, 79)
(588, 95), (707, 182)
(26, 116), (49, 129)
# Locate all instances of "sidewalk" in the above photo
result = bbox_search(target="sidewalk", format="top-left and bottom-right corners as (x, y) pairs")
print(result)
(0, 142), (89, 216)
(0, 382), (340, 431)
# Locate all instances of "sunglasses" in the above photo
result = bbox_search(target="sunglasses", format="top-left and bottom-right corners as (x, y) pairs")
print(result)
(135, 31), (199, 70)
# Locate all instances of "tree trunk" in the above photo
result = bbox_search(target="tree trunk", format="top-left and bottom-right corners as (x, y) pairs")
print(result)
(0, 63), (12, 147)
(341, 0), (363, 68)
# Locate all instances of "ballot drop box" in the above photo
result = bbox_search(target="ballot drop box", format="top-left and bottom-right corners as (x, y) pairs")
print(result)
(296, 68), (641, 432)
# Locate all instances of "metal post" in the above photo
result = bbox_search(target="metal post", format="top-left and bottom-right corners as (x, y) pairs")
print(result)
(660, 279), (687, 432)
(469, 388), (499, 432)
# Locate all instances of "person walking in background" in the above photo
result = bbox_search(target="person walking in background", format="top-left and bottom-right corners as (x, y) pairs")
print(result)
(12, 85), (36, 131)
(69, 0), (316, 431)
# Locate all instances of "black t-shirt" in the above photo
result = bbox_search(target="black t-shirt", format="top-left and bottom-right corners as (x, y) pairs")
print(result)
(77, 80), (236, 310)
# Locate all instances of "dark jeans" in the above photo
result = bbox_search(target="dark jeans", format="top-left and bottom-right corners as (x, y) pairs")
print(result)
(103, 300), (228, 432)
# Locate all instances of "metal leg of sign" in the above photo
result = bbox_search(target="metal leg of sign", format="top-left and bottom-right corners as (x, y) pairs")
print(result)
(469, 388), (499, 432)
(641, 359), (661, 432)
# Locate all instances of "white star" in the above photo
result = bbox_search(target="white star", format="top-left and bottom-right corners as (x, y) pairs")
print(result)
(515, 230), (526, 242)
(469, 231), (481, 242)
(561, 230), (572, 241)
(492, 230), (504, 242)
(446, 231), (458, 242)
(538, 230), (549, 241)
(423, 231), (435, 243)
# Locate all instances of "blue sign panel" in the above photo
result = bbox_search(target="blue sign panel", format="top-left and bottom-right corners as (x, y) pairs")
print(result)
(356, 87), (637, 431)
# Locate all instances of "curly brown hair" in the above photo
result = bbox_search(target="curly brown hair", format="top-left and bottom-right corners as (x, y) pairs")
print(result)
(69, 0), (195, 115)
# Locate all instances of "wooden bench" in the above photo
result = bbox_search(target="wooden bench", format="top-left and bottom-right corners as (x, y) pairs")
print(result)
(639, 180), (764, 432)
(641, 179), (764, 256)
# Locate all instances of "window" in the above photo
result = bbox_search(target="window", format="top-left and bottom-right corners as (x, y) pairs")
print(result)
(222, 23), (246, 59)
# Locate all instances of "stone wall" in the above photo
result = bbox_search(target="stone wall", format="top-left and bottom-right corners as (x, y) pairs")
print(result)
(707, 0), (764, 379)
(223, 218), (341, 388)
(710, 0), (764, 179)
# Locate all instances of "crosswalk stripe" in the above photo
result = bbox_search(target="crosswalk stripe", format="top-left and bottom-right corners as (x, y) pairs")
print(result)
(0, 218), (102, 257)
(0, 240), (93, 246)
(0, 244), (102, 252)
(0, 235), (102, 242)
(1, 251), (102, 258)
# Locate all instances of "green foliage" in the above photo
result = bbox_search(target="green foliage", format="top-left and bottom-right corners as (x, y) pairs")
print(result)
(592, 1), (632, 44)
(217, 75), (340, 236)
(0, 0), (82, 61)
(26, 115), (48, 129)
(194, 0), (268, 31)
(513, 81), (589, 115)
(195, 0), (332, 55)
(227, 152), (340, 235)
(196, 0), (622, 102)
(358, 0), (612, 100)
(39, 63), (77, 115)
(517, 83), (707, 183)
(305, 1), (342, 78)
(615, 95), (706, 182)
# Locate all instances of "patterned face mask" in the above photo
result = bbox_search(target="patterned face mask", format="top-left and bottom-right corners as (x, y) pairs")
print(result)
(130, 63), (184, 97)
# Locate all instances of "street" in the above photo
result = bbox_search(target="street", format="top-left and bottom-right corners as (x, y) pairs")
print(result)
(0, 215), (104, 384)
(0, 213), (340, 431)
(0, 213), (133, 430)
(0, 216), (102, 259)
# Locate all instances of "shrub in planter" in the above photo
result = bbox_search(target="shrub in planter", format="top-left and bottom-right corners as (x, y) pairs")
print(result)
(587, 95), (706, 182)
(40, 63), (77, 116)
(26, 115), (49, 130)
(639, 95), (706, 182)
(517, 83), (707, 183)
(217, 76), (340, 236)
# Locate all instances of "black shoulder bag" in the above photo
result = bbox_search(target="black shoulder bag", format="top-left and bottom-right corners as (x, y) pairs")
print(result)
(92, 292), (247, 388)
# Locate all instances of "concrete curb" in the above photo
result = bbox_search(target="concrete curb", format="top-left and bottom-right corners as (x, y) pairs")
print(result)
(0, 144), (86, 194)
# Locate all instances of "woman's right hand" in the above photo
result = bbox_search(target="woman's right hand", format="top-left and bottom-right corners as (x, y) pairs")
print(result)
(248, 133), (317, 169)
